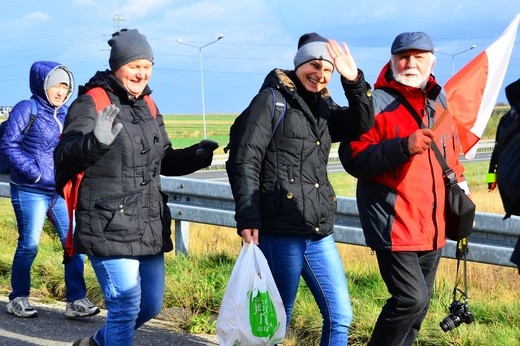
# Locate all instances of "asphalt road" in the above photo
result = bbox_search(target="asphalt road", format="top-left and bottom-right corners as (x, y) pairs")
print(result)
(184, 151), (492, 183)
(0, 152), (491, 186)
(0, 297), (218, 346)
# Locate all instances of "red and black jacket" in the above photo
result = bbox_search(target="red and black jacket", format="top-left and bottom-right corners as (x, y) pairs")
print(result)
(339, 63), (466, 251)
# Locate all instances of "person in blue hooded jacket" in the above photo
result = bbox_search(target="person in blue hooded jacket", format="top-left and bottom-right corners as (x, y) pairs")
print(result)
(0, 61), (100, 319)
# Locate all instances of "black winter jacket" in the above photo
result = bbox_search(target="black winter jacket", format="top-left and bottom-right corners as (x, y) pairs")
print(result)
(229, 68), (373, 237)
(54, 71), (211, 257)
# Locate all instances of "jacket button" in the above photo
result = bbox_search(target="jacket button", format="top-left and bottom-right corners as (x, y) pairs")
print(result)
(287, 192), (293, 199)
(332, 195), (337, 202)
(316, 140), (321, 146)
(315, 227), (320, 233)
(315, 183), (319, 188)
(290, 178), (295, 183)
(367, 90), (373, 97)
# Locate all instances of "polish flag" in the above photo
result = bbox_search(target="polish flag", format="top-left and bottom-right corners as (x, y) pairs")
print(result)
(443, 13), (520, 159)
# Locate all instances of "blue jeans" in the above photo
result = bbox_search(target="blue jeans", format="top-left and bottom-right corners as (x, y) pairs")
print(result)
(368, 250), (442, 346)
(89, 253), (165, 346)
(9, 184), (87, 302)
(259, 233), (352, 346)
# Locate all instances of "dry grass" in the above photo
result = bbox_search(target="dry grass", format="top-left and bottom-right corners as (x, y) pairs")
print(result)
(187, 231), (519, 310)
(186, 185), (520, 313)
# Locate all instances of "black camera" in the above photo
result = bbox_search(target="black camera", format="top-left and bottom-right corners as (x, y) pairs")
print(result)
(439, 300), (475, 332)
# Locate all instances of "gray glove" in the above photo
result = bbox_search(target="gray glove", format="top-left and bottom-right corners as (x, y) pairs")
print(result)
(93, 104), (123, 145)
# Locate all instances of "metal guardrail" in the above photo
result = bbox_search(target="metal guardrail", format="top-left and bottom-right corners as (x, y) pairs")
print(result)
(1, 158), (518, 269)
(161, 177), (518, 268)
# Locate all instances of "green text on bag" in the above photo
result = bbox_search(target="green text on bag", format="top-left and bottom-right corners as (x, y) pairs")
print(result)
(248, 290), (280, 339)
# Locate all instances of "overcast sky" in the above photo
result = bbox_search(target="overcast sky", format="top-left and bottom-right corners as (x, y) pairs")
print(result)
(1, 0), (520, 115)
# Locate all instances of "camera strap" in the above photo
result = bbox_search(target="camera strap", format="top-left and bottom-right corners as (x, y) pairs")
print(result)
(453, 238), (470, 302)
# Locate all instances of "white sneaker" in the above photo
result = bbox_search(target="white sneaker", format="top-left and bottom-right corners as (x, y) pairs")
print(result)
(6, 297), (38, 318)
(64, 298), (100, 318)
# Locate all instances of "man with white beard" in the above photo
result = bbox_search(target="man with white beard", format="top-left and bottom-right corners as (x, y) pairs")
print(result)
(338, 32), (470, 346)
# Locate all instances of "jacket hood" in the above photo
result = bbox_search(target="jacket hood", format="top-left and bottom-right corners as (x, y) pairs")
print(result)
(29, 61), (74, 106)
(505, 78), (520, 106)
(374, 62), (441, 101)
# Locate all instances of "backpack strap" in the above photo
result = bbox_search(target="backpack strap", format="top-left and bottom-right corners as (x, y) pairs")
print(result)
(85, 87), (157, 118)
(267, 87), (286, 141)
(144, 95), (157, 118)
(22, 99), (38, 135)
(62, 171), (84, 262)
(223, 87), (285, 154)
(86, 87), (111, 112)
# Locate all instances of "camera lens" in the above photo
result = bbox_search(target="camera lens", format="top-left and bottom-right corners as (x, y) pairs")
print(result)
(440, 315), (460, 332)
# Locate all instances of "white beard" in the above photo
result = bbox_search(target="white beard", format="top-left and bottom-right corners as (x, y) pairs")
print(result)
(391, 60), (432, 90)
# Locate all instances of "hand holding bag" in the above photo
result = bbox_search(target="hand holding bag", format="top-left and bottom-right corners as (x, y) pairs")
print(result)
(216, 242), (286, 346)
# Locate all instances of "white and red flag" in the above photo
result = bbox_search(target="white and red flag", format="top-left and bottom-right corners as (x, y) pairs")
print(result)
(443, 13), (520, 159)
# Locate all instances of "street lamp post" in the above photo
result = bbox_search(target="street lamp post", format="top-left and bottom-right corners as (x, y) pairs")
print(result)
(177, 35), (224, 139)
(435, 45), (477, 76)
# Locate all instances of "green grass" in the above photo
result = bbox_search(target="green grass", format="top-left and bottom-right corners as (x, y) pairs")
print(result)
(1, 188), (519, 345)
(163, 113), (236, 151)
(1, 109), (519, 345)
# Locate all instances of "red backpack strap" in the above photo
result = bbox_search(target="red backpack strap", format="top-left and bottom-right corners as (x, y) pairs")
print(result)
(62, 172), (84, 261)
(87, 87), (156, 117)
(144, 95), (157, 118)
(86, 87), (112, 111)
(63, 87), (111, 263)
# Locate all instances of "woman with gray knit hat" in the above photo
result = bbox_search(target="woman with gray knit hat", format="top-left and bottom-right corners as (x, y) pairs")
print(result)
(54, 29), (218, 346)
(227, 32), (374, 345)
(1, 61), (100, 320)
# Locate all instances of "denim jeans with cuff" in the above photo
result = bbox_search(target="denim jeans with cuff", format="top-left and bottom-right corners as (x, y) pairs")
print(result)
(259, 233), (352, 346)
(9, 184), (87, 302)
(89, 253), (165, 346)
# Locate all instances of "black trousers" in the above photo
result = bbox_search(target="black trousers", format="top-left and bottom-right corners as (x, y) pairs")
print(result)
(368, 249), (442, 346)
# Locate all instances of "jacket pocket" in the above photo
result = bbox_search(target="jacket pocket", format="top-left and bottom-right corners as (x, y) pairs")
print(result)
(94, 192), (143, 242)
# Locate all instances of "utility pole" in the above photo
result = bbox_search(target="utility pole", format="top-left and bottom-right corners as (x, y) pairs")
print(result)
(112, 14), (126, 32)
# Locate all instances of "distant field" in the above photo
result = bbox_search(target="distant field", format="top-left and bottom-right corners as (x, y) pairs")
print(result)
(163, 113), (236, 153)
(163, 107), (508, 154)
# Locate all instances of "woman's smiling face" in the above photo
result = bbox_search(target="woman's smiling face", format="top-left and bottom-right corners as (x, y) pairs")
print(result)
(295, 59), (334, 93)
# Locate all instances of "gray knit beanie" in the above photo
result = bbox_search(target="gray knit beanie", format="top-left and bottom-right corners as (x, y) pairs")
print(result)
(46, 67), (70, 90)
(108, 29), (154, 71)
(293, 32), (333, 70)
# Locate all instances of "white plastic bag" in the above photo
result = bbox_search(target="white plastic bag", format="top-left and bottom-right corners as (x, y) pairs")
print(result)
(216, 242), (286, 346)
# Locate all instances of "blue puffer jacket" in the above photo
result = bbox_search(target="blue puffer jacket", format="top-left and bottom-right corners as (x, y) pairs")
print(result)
(0, 61), (74, 192)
